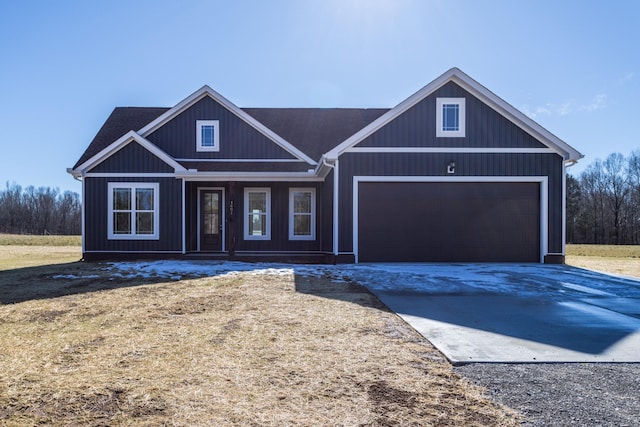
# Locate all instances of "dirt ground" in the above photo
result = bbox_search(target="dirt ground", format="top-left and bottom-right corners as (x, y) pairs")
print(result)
(0, 262), (519, 426)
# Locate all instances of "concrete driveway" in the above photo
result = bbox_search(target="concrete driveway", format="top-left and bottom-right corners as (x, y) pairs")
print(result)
(352, 264), (640, 364)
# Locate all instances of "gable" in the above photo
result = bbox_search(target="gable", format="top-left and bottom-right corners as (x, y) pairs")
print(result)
(147, 97), (305, 161)
(353, 81), (548, 150)
(138, 86), (317, 165)
(70, 131), (186, 178)
(87, 140), (175, 174)
(325, 68), (583, 162)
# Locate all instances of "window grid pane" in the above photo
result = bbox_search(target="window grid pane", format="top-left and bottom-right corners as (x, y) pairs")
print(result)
(113, 188), (131, 210)
(201, 125), (216, 147)
(114, 212), (131, 234)
(136, 188), (154, 211)
(136, 212), (154, 234)
(293, 192), (312, 214)
(248, 192), (267, 212)
(442, 104), (459, 131)
(293, 213), (311, 236)
(248, 212), (267, 236)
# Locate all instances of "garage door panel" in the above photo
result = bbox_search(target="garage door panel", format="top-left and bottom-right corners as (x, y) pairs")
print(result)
(358, 182), (540, 262)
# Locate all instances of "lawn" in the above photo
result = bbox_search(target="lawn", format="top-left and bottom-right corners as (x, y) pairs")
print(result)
(566, 244), (640, 278)
(0, 240), (518, 426)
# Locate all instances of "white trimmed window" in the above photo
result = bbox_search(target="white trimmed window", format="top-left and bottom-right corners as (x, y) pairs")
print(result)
(244, 188), (271, 240)
(436, 98), (466, 137)
(196, 120), (220, 152)
(108, 182), (159, 240)
(289, 188), (316, 240)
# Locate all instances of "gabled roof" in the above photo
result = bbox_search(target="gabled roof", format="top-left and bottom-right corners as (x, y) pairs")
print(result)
(71, 68), (583, 178)
(324, 67), (584, 162)
(137, 85), (318, 165)
(73, 107), (169, 169)
(72, 106), (388, 170)
(69, 131), (186, 177)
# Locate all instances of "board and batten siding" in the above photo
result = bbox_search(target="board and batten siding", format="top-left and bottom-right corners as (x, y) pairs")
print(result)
(232, 182), (323, 253)
(337, 152), (565, 255)
(87, 142), (175, 174)
(147, 97), (299, 160)
(355, 81), (548, 149)
(83, 177), (183, 254)
(319, 170), (335, 254)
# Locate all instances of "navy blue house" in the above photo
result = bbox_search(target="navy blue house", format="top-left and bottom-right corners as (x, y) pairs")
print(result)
(68, 68), (583, 263)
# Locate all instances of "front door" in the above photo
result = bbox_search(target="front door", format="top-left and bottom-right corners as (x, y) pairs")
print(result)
(200, 190), (223, 251)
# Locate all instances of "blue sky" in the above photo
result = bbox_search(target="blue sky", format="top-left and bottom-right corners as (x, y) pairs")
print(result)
(1, 0), (638, 194)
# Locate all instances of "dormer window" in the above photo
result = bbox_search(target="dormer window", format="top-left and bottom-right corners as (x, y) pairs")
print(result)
(196, 120), (220, 152)
(436, 98), (465, 138)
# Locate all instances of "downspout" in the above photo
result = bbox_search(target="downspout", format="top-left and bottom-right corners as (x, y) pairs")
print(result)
(71, 172), (86, 257)
(322, 157), (339, 258)
(181, 178), (186, 255)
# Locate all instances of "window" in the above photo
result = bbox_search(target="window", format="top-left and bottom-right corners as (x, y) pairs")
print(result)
(108, 183), (159, 239)
(244, 188), (271, 240)
(436, 98), (465, 137)
(289, 188), (316, 240)
(196, 120), (220, 152)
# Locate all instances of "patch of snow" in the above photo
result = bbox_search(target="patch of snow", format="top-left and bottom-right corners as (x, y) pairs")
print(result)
(52, 274), (100, 279)
(561, 282), (616, 297)
(103, 261), (640, 300)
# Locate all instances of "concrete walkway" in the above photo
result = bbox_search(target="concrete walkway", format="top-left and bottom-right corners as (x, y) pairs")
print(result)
(357, 264), (640, 364)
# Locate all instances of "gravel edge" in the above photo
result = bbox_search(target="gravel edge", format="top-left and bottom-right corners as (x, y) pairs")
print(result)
(454, 363), (640, 426)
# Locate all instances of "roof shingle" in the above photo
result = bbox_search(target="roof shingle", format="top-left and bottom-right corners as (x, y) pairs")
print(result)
(73, 105), (389, 170)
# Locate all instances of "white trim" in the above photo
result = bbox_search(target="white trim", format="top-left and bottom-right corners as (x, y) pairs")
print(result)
(233, 250), (333, 255)
(181, 179), (186, 255)
(137, 85), (317, 165)
(197, 187), (226, 252)
(83, 250), (183, 254)
(196, 120), (220, 152)
(175, 158), (303, 163)
(436, 97), (466, 137)
(107, 182), (160, 240)
(540, 179), (549, 263)
(243, 187), (271, 240)
(84, 173), (176, 178)
(73, 131), (187, 174)
(288, 188), (316, 241)
(352, 176), (549, 263)
(347, 147), (556, 154)
(177, 171), (322, 182)
(81, 175), (86, 254)
(562, 162), (567, 256)
(333, 160), (339, 256)
(324, 68), (583, 162)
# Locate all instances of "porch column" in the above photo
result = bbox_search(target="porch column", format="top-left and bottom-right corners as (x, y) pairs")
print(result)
(228, 181), (236, 257)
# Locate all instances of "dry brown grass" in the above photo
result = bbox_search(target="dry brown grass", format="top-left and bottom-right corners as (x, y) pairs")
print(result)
(566, 244), (640, 279)
(0, 257), (520, 425)
(0, 245), (81, 270)
(0, 234), (81, 246)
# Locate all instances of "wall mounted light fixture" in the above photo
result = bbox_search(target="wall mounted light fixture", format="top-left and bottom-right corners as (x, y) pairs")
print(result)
(447, 161), (456, 174)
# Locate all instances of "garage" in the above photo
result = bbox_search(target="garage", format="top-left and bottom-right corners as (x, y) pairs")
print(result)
(357, 181), (541, 262)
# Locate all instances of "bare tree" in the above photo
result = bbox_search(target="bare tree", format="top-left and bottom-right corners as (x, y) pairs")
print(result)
(0, 182), (81, 235)
(601, 153), (630, 244)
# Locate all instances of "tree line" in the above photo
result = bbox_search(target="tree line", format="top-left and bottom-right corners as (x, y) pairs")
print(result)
(567, 151), (640, 245)
(0, 182), (81, 235)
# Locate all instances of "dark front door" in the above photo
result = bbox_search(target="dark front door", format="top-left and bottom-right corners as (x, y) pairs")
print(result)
(200, 190), (223, 251)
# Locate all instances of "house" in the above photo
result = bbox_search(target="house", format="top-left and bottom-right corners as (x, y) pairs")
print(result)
(68, 68), (583, 263)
